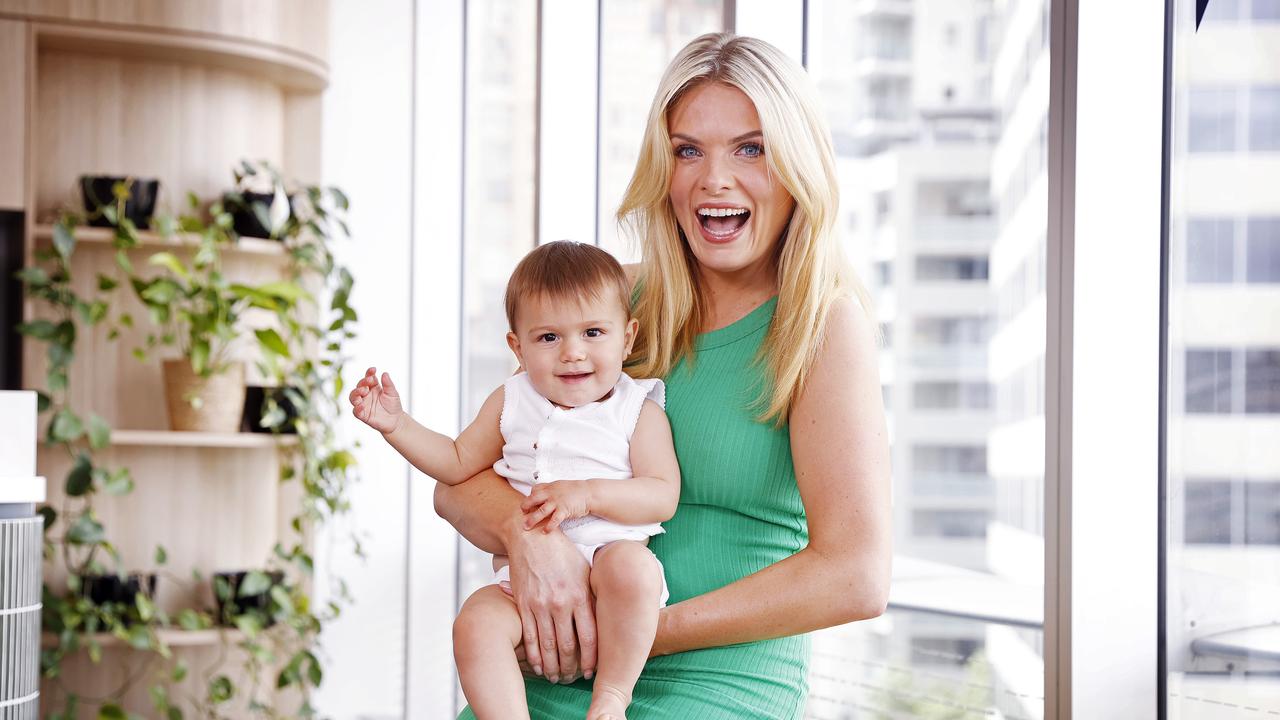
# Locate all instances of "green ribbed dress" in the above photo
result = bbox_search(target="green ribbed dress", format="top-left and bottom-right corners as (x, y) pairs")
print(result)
(459, 297), (810, 719)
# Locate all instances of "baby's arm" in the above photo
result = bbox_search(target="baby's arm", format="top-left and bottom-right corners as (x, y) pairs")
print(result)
(521, 399), (680, 530)
(382, 387), (505, 486)
(350, 367), (505, 486)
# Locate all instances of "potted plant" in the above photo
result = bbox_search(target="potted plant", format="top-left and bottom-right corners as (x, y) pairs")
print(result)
(213, 569), (285, 628)
(80, 175), (159, 230)
(223, 160), (291, 240)
(80, 571), (157, 627)
(131, 195), (307, 432)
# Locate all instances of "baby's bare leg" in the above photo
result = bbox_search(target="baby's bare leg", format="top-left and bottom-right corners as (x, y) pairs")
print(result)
(587, 540), (664, 720)
(453, 584), (528, 720)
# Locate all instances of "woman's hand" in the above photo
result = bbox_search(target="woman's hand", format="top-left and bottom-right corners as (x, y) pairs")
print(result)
(348, 366), (404, 434)
(520, 480), (592, 532)
(506, 525), (597, 683)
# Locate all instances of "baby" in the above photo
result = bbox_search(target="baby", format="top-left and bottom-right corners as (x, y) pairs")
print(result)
(349, 240), (679, 720)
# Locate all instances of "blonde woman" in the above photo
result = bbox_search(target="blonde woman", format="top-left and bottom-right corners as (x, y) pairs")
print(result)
(438, 32), (891, 719)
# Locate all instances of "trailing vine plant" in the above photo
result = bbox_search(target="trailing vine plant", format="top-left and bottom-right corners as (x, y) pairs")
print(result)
(17, 165), (361, 719)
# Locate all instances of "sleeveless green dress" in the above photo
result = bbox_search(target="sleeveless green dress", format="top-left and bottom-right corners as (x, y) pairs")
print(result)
(459, 297), (810, 719)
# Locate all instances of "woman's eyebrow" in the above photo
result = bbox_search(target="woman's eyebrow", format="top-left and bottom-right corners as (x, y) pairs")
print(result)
(670, 130), (763, 144)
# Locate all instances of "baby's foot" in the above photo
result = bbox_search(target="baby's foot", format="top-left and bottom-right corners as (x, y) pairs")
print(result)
(586, 682), (630, 720)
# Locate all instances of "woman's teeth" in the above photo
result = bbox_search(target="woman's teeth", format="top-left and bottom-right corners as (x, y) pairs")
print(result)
(698, 208), (750, 235)
(697, 207), (748, 217)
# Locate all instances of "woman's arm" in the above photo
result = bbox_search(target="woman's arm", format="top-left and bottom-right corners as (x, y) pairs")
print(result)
(650, 296), (892, 656)
(434, 469), (598, 682)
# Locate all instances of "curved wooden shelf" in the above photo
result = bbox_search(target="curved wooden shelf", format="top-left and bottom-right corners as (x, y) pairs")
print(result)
(105, 430), (298, 449)
(42, 628), (244, 650)
(32, 21), (327, 92)
(34, 225), (289, 258)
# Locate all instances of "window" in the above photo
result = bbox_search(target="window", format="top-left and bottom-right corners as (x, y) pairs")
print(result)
(913, 444), (987, 474)
(913, 381), (992, 410)
(914, 316), (991, 347)
(1188, 87), (1237, 152)
(1249, 86), (1280, 150)
(1246, 217), (1280, 283)
(915, 255), (989, 281)
(913, 509), (990, 539)
(1185, 348), (1234, 413)
(1186, 218), (1234, 283)
(1167, 4), (1280, 711)
(1244, 349), (1280, 413)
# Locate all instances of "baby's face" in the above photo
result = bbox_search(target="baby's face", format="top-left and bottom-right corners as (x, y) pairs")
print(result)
(507, 292), (637, 409)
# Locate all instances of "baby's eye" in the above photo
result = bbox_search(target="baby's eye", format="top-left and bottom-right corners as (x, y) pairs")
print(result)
(674, 145), (700, 159)
(584, 328), (604, 338)
(738, 142), (764, 158)
(537, 333), (558, 343)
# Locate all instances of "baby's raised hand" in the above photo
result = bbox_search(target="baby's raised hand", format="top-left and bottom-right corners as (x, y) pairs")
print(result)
(348, 367), (404, 434)
(520, 480), (592, 533)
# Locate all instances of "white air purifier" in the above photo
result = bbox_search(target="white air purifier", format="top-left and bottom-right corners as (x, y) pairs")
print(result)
(0, 390), (46, 718)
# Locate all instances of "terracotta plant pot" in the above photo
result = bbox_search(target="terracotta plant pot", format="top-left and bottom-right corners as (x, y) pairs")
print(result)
(162, 359), (246, 432)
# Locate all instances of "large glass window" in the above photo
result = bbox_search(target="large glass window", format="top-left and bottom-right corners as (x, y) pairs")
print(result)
(1166, 1), (1280, 714)
(459, 0), (538, 604)
(806, 0), (1046, 717)
(597, 0), (723, 263)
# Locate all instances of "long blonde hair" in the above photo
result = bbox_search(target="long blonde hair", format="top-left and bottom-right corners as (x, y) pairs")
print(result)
(619, 32), (878, 425)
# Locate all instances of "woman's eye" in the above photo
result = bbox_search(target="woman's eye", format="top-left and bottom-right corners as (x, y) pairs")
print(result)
(584, 328), (603, 338)
(675, 145), (699, 159)
(538, 333), (557, 343)
(739, 142), (764, 158)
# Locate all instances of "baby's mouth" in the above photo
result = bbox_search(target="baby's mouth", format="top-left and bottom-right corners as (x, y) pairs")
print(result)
(557, 372), (594, 384)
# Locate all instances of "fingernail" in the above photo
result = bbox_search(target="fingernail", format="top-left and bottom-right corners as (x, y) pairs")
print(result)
(533, 666), (542, 676)
(548, 675), (558, 683)
(584, 671), (593, 680)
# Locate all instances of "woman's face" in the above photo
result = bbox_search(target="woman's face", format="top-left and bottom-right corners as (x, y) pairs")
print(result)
(667, 82), (796, 280)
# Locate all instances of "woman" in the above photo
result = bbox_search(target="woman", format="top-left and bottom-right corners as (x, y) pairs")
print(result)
(437, 32), (891, 719)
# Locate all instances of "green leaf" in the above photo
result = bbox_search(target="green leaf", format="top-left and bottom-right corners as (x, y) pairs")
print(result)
(16, 320), (57, 340)
(213, 575), (231, 602)
(16, 266), (49, 286)
(191, 340), (209, 376)
(102, 469), (133, 496)
(87, 414), (111, 450)
(238, 570), (272, 597)
(135, 593), (155, 622)
(329, 187), (350, 211)
(176, 609), (202, 631)
(96, 273), (118, 291)
(127, 624), (151, 650)
(38, 505), (56, 532)
(254, 328), (290, 358)
(65, 454), (92, 496)
(148, 252), (191, 281)
(97, 704), (127, 720)
(53, 222), (76, 260)
(172, 659), (189, 682)
(154, 545), (168, 565)
(257, 281), (310, 303)
(208, 675), (233, 704)
(66, 515), (105, 545)
(36, 391), (51, 412)
(307, 652), (323, 686)
(140, 279), (179, 305)
(50, 408), (84, 442)
(234, 613), (262, 638)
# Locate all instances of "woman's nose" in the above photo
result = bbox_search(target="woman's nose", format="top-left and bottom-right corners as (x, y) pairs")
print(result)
(699, 153), (733, 194)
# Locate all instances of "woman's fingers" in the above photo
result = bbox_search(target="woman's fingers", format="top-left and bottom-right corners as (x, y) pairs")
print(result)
(381, 371), (399, 397)
(553, 607), (578, 683)
(517, 602), (543, 677)
(534, 610), (560, 681)
(573, 602), (598, 680)
(543, 508), (568, 533)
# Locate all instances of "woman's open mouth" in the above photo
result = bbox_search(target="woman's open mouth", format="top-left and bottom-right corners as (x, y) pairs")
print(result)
(697, 206), (750, 244)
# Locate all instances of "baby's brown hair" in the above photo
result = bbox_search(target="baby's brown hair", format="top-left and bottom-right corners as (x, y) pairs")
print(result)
(504, 241), (631, 332)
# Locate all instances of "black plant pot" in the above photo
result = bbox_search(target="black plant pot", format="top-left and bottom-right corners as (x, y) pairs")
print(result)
(214, 570), (284, 627)
(241, 385), (301, 434)
(80, 176), (159, 230)
(81, 572), (157, 626)
(224, 191), (277, 239)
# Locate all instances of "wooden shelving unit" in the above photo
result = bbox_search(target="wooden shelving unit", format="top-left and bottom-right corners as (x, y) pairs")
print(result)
(3, 2), (330, 716)
(42, 628), (245, 650)
(33, 225), (290, 258)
